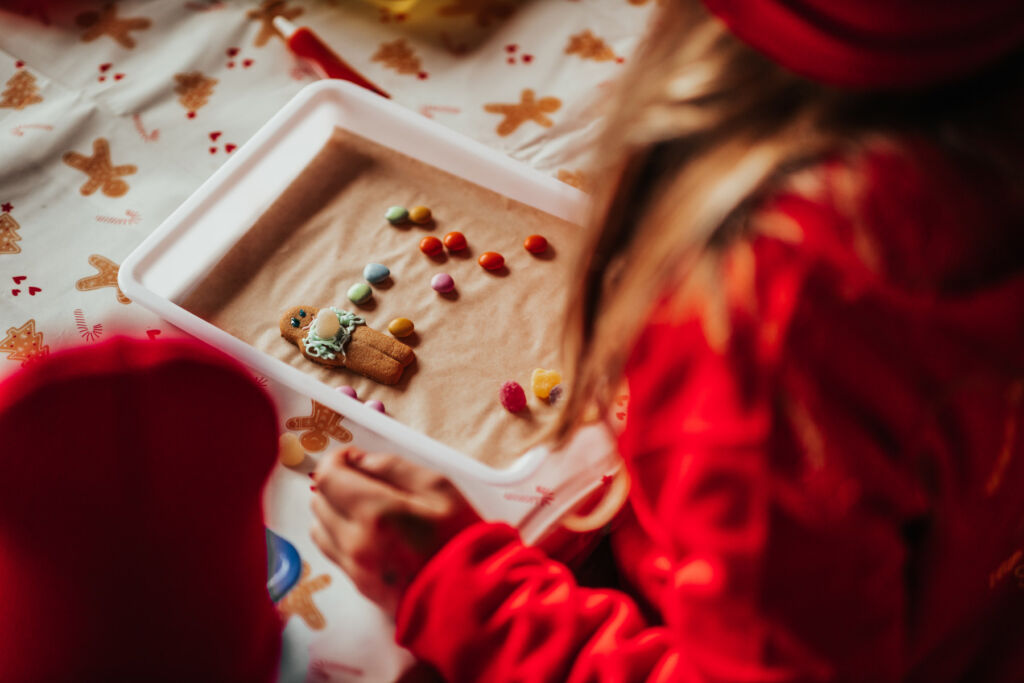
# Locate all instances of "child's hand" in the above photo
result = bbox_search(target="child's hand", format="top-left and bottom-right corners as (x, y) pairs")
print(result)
(310, 447), (481, 617)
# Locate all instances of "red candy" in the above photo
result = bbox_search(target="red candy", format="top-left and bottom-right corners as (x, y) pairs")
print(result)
(443, 231), (467, 251)
(478, 251), (504, 270)
(419, 235), (443, 256)
(499, 381), (527, 413)
(524, 234), (548, 254)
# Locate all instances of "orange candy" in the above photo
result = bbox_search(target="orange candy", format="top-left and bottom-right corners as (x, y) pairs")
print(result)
(443, 231), (467, 251)
(478, 251), (504, 271)
(524, 234), (548, 254)
(419, 235), (443, 256)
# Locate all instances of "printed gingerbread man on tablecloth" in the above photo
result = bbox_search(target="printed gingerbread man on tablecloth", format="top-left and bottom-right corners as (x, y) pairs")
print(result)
(174, 71), (218, 117)
(76, 254), (131, 305)
(62, 138), (137, 198)
(247, 0), (303, 48)
(277, 562), (332, 630)
(285, 401), (353, 452)
(565, 30), (620, 62)
(371, 39), (424, 77)
(76, 3), (151, 49)
(484, 89), (561, 136)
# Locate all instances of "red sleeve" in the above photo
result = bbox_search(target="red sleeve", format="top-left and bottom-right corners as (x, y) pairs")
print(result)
(393, 233), (840, 682)
(393, 154), (945, 680)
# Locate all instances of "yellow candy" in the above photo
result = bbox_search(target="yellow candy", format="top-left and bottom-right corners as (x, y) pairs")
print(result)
(409, 205), (432, 224)
(531, 368), (562, 400)
(278, 432), (305, 467)
(388, 317), (415, 338)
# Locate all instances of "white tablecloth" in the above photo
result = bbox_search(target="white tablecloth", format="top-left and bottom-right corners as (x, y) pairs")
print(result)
(0, 1), (653, 679)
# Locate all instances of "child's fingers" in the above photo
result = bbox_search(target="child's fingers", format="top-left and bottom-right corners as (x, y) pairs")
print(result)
(347, 452), (425, 493)
(315, 457), (415, 517)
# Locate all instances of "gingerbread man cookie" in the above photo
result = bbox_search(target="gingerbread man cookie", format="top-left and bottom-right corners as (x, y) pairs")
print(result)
(285, 401), (353, 452)
(484, 89), (562, 136)
(76, 254), (131, 305)
(277, 562), (331, 631)
(76, 3), (151, 49)
(247, 0), (303, 48)
(280, 305), (414, 386)
(63, 138), (136, 198)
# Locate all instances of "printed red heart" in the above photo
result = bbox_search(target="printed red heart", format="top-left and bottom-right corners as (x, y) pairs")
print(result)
(417, 71), (428, 79)
(506, 57), (515, 64)
(209, 131), (222, 141)
(225, 143), (236, 153)
(616, 57), (625, 64)
(242, 58), (253, 68)
(99, 62), (112, 72)
(146, 329), (161, 340)
(98, 76), (106, 82)
(114, 73), (124, 80)
(187, 111), (196, 119)
(13, 276), (26, 284)
(226, 47), (239, 57)
(505, 44), (517, 53)
(11, 289), (20, 296)
(28, 287), (40, 295)
(209, 146), (217, 154)
(522, 54), (533, 63)
(227, 61), (235, 68)
(14, 60), (24, 68)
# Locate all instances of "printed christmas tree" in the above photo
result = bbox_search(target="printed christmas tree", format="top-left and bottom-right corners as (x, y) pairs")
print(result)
(0, 70), (43, 110)
(0, 213), (21, 254)
(1, 320), (49, 366)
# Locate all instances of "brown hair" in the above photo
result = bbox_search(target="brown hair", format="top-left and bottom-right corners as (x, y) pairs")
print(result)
(555, 0), (1024, 444)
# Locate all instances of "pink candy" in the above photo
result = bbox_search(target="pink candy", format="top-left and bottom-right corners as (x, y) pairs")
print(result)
(499, 381), (527, 413)
(365, 399), (386, 414)
(336, 385), (358, 399)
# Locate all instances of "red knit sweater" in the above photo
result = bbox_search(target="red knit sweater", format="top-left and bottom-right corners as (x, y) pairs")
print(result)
(395, 142), (1024, 682)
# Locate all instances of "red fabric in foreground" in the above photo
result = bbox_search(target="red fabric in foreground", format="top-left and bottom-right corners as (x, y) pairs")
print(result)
(395, 141), (1024, 681)
(701, 0), (1024, 88)
(0, 337), (281, 682)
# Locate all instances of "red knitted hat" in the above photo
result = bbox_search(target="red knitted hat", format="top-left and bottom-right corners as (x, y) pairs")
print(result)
(701, 0), (1024, 88)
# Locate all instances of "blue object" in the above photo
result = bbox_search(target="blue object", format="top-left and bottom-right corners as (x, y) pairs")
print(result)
(266, 528), (302, 603)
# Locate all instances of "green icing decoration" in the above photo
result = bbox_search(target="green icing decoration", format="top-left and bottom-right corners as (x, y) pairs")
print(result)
(303, 307), (365, 360)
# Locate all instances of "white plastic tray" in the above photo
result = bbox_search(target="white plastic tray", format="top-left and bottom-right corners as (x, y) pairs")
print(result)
(119, 80), (590, 487)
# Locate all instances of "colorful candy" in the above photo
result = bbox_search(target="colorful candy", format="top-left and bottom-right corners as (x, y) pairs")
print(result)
(347, 282), (372, 304)
(278, 433), (305, 467)
(313, 308), (341, 338)
(431, 273), (455, 293)
(531, 368), (562, 400)
(365, 399), (386, 414)
(548, 384), (564, 405)
(479, 251), (504, 270)
(385, 205), (408, 224)
(388, 317), (414, 338)
(336, 385), (358, 399)
(500, 381), (527, 413)
(409, 205), (432, 224)
(420, 235), (443, 256)
(443, 231), (467, 251)
(363, 263), (390, 284)
(524, 234), (548, 254)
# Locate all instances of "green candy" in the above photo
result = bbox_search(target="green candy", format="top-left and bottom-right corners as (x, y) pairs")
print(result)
(347, 282), (372, 304)
(385, 205), (408, 224)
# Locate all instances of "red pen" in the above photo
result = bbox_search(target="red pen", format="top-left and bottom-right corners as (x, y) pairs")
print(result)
(273, 17), (390, 98)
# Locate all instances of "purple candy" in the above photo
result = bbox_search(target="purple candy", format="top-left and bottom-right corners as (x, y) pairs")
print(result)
(365, 399), (386, 414)
(335, 385), (358, 399)
(431, 272), (455, 293)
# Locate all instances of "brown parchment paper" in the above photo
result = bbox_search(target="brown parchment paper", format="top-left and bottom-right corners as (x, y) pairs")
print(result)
(181, 128), (584, 468)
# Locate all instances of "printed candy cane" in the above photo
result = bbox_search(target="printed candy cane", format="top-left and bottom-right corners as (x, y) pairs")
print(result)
(95, 209), (140, 225)
(73, 309), (103, 342)
(10, 124), (53, 137)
